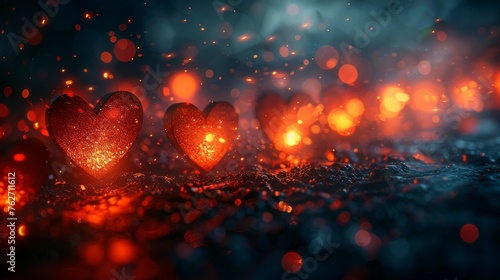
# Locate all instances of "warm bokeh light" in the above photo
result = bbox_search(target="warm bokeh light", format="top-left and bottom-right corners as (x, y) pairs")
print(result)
(170, 72), (199, 99)
(284, 129), (302, 147)
(296, 104), (318, 126)
(328, 108), (356, 136)
(346, 98), (365, 118)
(338, 64), (359, 84)
(22, 89), (29, 98)
(113, 38), (136, 62)
(417, 60), (431, 75)
(13, 153), (26, 162)
(79, 242), (105, 266)
(18, 224), (27, 236)
(277, 201), (293, 213)
(256, 93), (315, 154)
(282, 251), (302, 273)
(205, 133), (215, 142)
(4, 86), (13, 97)
(355, 229), (371, 247)
(100, 51), (113, 63)
(279, 46), (289, 58)
(379, 85), (410, 119)
(162, 86), (170, 97)
(451, 78), (484, 112)
(205, 69), (214, 78)
(0, 103), (8, 118)
(315, 45), (339, 70)
(436, 31), (447, 41)
(460, 223), (479, 243)
(410, 80), (445, 112)
(271, 71), (290, 89)
(321, 87), (365, 135)
(109, 238), (137, 264)
(0, 139), (50, 214)
(494, 70), (500, 94)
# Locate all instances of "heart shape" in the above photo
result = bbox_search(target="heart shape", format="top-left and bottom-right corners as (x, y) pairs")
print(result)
(255, 93), (315, 151)
(164, 102), (238, 171)
(46, 91), (143, 179)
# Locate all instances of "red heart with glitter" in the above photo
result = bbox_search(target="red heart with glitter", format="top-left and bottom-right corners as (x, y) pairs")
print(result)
(255, 93), (315, 151)
(164, 102), (238, 171)
(46, 91), (143, 179)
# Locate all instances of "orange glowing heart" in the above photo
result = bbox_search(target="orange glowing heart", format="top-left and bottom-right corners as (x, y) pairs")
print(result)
(164, 102), (238, 171)
(46, 91), (143, 179)
(255, 93), (315, 151)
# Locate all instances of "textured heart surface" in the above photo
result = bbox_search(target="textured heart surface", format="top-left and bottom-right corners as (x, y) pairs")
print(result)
(255, 93), (314, 151)
(46, 91), (143, 179)
(164, 102), (238, 171)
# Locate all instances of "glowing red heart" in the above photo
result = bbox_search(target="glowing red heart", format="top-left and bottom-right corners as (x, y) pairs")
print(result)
(164, 102), (238, 171)
(255, 93), (315, 151)
(46, 91), (143, 179)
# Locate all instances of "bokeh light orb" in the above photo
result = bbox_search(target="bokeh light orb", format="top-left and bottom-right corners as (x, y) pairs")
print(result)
(170, 72), (199, 100)
(410, 80), (445, 112)
(282, 251), (302, 273)
(113, 38), (136, 62)
(328, 108), (356, 136)
(379, 85), (410, 119)
(451, 78), (485, 112)
(338, 64), (359, 84)
(315, 45), (339, 70)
